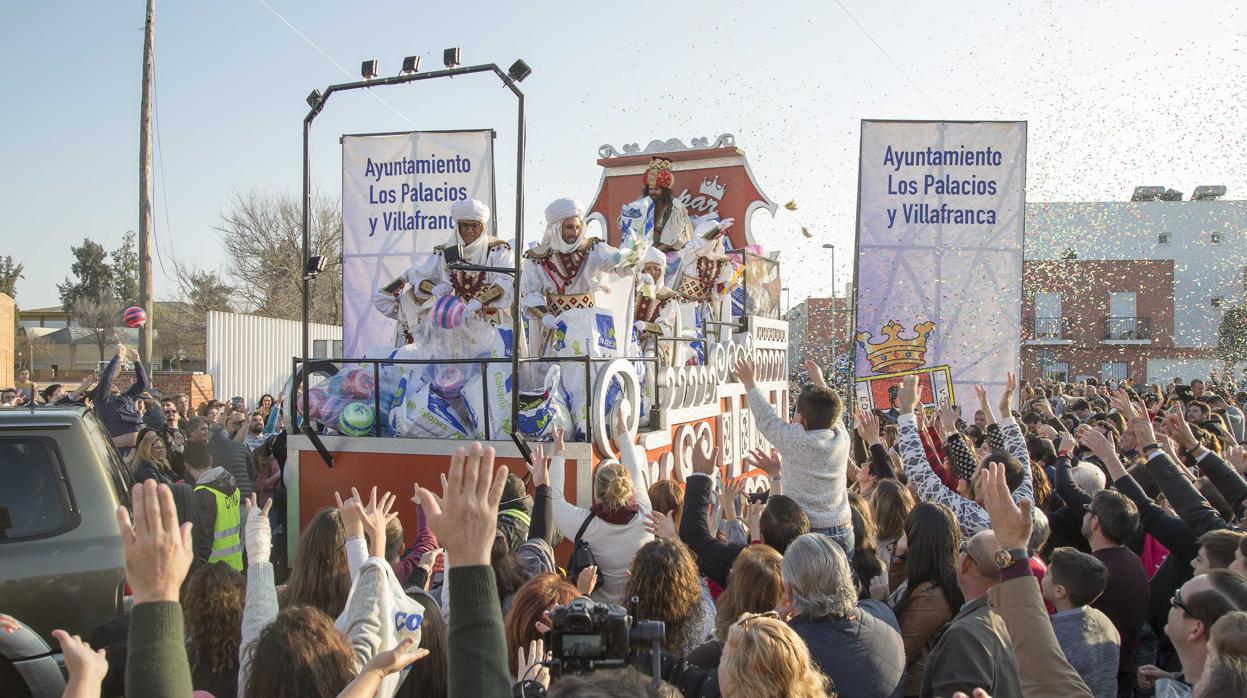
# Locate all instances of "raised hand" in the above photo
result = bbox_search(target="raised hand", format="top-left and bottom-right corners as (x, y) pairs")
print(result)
(413, 443), (508, 567)
(936, 402), (959, 437)
(734, 356), (757, 390)
(899, 374), (921, 415)
(335, 488), (366, 541)
(643, 510), (678, 541)
(717, 478), (742, 521)
(691, 437), (722, 477)
(1074, 424), (1120, 469)
(527, 443), (549, 488)
(1162, 408), (1200, 452)
(53, 629), (109, 695)
(743, 501), (763, 538)
(744, 448), (781, 478)
(575, 565), (599, 595)
(981, 461), (1032, 551)
(803, 359), (827, 388)
(362, 487), (397, 559)
(242, 493), (273, 565)
(551, 425), (565, 457)
(998, 372), (1017, 420)
(516, 638), (551, 689)
(116, 480), (194, 604)
(855, 408), (883, 446)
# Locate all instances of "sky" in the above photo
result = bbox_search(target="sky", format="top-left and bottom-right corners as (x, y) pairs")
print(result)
(2, 0), (1245, 312)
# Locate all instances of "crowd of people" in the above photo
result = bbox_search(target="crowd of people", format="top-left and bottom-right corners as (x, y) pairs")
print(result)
(7, 339), (1247, 696)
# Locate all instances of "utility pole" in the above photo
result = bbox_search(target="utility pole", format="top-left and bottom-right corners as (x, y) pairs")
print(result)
(138, 0), (155, 370)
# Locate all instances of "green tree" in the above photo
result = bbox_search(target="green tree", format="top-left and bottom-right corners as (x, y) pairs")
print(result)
(1218, 303), (1247, 368)
(111, 231), (140, 306)
(58, 239), (115, 310)
(0, 256), (24, 299)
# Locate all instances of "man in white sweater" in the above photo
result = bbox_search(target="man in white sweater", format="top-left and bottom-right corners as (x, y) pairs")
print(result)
(736, 356), (853, 554)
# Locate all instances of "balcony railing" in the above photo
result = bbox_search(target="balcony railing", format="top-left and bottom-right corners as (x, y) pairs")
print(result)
(1105, 316), (1151, 340)
(1032, 317), (1068, 340)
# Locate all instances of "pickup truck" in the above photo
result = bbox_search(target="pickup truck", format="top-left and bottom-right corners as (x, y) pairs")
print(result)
(0, 405), (133, 696)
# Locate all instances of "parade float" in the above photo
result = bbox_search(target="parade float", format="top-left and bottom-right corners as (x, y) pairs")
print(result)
(281, 61), (791, 559)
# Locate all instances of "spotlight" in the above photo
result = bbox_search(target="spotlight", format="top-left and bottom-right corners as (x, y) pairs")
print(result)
(361, 59), (379, 79)
(401, 55), (421, 75)
(443, 47), (461, 69)
(306, 89), (323, 109)
(507, 59), (532, 83)
(304, 255), (328, 280)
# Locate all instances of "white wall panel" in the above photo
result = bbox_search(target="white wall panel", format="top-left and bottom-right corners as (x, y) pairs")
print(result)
(206, 311), (341, 405)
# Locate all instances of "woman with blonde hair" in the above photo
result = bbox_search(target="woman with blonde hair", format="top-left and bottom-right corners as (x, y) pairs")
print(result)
(688, 544), (784, 668)
(133, 430), (177, 486)
(719, 613), (833, 698)
(550, 406), (652, 603)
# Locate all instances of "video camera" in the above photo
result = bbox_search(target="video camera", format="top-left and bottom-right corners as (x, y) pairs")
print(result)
(515, 597), (724, 698)
(546, 597), (664, 676)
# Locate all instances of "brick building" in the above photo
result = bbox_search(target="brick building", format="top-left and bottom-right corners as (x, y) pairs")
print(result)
(787, 292), (855, 380)
(1022, 189), (1247, 384)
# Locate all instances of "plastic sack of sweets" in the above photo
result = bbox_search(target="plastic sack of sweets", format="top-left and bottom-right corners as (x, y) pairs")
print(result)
(392, 376), (476, 439)
(546, 307), (619, 439)
(515, 364), (573, 439)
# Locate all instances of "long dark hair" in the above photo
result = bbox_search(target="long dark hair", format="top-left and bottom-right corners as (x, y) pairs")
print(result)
(848, 492), (885, 598)
(896, 503), (964, 618)
(640, 185), (675, 207)
(279, 508), (349, 618)
(492, 535), (526, 608)
(395, 591), (448, 698)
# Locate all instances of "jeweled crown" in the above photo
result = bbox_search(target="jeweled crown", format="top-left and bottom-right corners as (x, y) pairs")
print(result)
(856, 320), (936, 373)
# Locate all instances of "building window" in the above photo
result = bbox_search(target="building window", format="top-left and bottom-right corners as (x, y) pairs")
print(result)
(1101, 362), (1129, 383)
(1158, 233), (1170, 245)
(1034, 292), (1063, 338)
(1212, 232), (1223, 244)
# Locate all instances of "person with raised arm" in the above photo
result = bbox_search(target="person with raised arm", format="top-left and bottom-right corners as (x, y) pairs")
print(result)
(895, 373), (1033, 537)
(735, 354), (852, 554)
(978, 461), (1093, 698)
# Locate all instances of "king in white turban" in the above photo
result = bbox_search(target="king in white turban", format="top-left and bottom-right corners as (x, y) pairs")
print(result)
(519, 197), (642, 436)
(371, 198), (514, 340)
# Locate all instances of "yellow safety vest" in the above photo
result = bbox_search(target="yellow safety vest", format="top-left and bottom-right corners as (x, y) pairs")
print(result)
(195, 483), (242, 570)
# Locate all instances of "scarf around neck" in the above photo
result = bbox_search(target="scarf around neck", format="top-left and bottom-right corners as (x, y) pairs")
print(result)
(591, 499), (640, 525)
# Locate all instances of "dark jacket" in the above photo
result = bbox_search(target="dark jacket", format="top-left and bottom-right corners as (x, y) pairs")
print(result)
(679, 474), (745, 589)
(190, 466), (239, 563)
(920, 596), (1022, 698)
(93, 355), (148, 438)
(496, 491), (534, 551)
(208, 428), (254, 502)
(133, 459), (177, 487)
(790, 600), (907, 698)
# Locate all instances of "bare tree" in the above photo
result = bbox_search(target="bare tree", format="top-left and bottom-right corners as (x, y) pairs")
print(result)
(158, 264), (235, 368)
(71, 293), (123, 361)
(215, 190), (342, 324)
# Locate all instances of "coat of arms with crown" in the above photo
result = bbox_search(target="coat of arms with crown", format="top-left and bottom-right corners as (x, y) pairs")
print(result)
(854, 319), (954, 414)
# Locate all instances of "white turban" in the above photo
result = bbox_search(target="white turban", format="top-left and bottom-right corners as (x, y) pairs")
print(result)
(542, 198), (586, 253)
(451, 198), (490, 224)
(544, 198), (584, 227)
(641, 246), (666, 270)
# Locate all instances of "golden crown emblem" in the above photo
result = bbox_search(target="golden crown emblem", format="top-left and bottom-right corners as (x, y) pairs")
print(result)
(856, 320), (937, 373)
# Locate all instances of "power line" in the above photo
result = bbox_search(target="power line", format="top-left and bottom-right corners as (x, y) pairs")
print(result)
(150, 56), (176, 284)
(254, 0), (418, 128)
(832, 0), (944, 117)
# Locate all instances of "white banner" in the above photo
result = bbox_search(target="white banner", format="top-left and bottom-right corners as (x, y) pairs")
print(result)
(342, 130), (495, 356)
(853, 121), (1026, 409)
